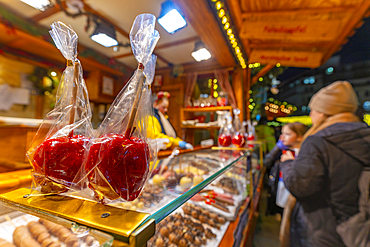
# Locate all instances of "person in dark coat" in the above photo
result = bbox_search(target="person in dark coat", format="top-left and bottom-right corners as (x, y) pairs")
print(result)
(280, 81), (370, 247)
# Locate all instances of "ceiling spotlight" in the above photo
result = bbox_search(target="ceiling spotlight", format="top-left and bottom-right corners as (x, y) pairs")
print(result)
(191, 41), (211, 62)
(158, 0), (187, 34)
(20, 0), (51, 11)
(90, 17), (118, 47)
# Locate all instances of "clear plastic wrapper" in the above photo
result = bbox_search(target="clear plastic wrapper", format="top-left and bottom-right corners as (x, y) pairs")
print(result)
(231, 109), (246, 147)
(75, 14), (160, 204)
(27, 22), (93, 195)
(218, 114), (234, 147)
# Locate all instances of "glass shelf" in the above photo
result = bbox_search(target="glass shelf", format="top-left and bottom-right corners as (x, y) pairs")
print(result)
(0, 147), (258, 246)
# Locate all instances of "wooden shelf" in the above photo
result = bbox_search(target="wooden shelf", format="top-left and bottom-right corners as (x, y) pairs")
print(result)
(181, 106), (233, 113)
(180, 125), (220, 129)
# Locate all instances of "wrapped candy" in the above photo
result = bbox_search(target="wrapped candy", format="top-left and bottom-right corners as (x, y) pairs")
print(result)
(218, 113), (234, 147)
(77, 14), (160, 203)
(27, 22), (94, 195)
(232, 109), (246, 147)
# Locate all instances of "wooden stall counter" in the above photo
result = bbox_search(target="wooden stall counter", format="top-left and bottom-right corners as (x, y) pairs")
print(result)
(0, 124), (38, 171)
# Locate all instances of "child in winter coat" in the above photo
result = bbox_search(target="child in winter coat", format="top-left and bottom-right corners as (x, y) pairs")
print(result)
(264, 123), (307, 218)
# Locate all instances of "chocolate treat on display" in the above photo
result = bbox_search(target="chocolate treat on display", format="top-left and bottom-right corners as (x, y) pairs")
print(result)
(217, 177), (239, 195)
(148, 208), (221, 247)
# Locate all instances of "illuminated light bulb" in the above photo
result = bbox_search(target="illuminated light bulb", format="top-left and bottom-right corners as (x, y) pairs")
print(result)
(229, 34), (234, 40)
(213, 79), (217, 83)
(248, 64), (253, 68)
(232, 42), (237, 48)
(216, 1), (222, 10)
(227, 29), (232, 35)
(265, 106), (269, 110)
(230, 38), (236, 44)
(219, 9), (225, 18)
(276, 63), (281, 67)
(222, 16), (228, 24)
(235, 47), (240, 54)
(259, 77), (263, 82)
(224, 22), (230, 29)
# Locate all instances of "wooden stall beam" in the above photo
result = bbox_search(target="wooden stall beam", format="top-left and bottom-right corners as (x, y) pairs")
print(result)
(174, 0), (236, 67)
(251, 64), (274, 85)
(153, 52), (171, 66)
(114, 36), (199, 60)
(83, 2), (130, 38)
(226, 0), (243, 31)
(232, 68), (245, 121)
(156, 36), (199, 50)
(241, 6), (356, 18)
(30, 1), (66, 22)
(245, 68), (251, 120)
(248, 42), (331, 49)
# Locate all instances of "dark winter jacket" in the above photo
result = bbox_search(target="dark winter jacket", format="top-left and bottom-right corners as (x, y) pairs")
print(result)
(264, 145), (284, 216)
(281, 122), (370, 247)
(264, 145), (282, 170)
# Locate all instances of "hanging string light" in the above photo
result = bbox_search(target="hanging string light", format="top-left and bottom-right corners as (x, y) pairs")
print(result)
(209, 0), (246, 69)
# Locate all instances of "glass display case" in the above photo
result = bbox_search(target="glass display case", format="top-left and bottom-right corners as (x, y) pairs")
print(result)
(0, 143), (265, 247)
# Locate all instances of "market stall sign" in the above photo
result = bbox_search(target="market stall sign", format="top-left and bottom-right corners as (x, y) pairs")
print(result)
(240, 13), (349, 42)
(249, 50), (323, 68)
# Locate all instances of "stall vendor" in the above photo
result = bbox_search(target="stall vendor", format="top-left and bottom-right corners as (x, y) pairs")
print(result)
(148, 91), (193, 150)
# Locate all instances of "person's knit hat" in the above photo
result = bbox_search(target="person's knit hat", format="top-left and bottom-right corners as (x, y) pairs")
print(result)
(308, 81), (358, 115)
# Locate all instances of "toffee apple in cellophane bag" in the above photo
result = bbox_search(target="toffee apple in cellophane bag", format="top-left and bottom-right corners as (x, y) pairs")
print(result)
(27, 22), (94, 195)
(76, 14), (160, 204)
(218, 113), (235, 147)
(232, 109), (246, 147)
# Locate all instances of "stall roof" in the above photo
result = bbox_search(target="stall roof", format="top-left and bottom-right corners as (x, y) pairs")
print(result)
(0, 0), (369, 73)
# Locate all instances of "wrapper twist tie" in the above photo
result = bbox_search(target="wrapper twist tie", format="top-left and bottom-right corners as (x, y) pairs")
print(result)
(66, 60), (74, 67)
(138, 63), (144, 70)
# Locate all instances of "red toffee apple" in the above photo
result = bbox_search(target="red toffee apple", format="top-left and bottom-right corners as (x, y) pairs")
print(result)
(218, 134), (232, 147)
(247, 134), (255, 148)
(86, 133), (150, 201)
(33, 135), (90, 187)
(232, 133), (246, 147)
